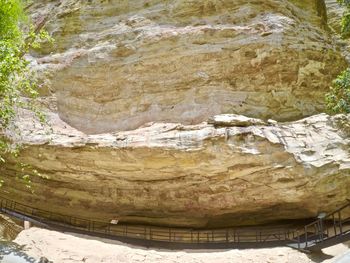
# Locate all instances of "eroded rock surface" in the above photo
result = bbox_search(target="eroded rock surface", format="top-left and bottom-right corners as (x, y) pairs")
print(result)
(2, 0), (349, 229)
(325, 0), (345, 33)
(1, 112), (350, 227)
(29, 0), (346, 133)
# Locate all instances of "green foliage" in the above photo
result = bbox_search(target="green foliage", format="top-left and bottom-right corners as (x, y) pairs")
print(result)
(0, 0), (52, 186)
(0, 1), (51, 129)
(338, 0), (350, 37)
(338, 0), (350, 6)
(1, 0), (26, 129)
(326, 69), (350, 113)
(326, 1), (350, 114)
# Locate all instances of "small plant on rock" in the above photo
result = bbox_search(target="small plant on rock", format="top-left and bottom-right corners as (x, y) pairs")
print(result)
(326, 69), (350, 114)
(0, 0), (52, 186)
(326, 1), (350, 113)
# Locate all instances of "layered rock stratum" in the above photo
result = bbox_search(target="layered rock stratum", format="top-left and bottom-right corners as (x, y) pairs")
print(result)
(325, 0), (345, 34)
(2, 111), (350, 227)
(29, 0), (345, 133)
(1, 0), (350, 228)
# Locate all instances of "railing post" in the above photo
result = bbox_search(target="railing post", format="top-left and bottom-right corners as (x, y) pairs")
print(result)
(315, 222), (320, 242)
(338, 211), (343, 234)
(260, 231), (262, 242)
(225, 229), (228, 242)
(297, 231), (300, 249)
(305, 226), (308, 248)
(319, 219), (324, 241)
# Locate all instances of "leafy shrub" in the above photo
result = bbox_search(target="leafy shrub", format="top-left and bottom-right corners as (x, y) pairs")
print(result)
(338, 0), (350, 37)
(0, 1), (52, 187)
(326, 69), (350, 113)
(326, 1), (350, 113)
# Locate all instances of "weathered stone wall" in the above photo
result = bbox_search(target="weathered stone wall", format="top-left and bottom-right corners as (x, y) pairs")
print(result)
(1, 0), (348, 228)
(325, 0), (345, 33)
(29, 0), (346, 133)
(2, 111), (350, 227)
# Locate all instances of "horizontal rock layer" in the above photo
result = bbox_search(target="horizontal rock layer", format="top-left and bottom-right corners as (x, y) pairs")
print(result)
(1, 112), (350, 227)
(5, 0), (348, 229)
(29, 0), (346, 133)
(325, 0), (345, 33)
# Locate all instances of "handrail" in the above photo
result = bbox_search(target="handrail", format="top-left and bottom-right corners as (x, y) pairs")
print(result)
(0, 196), (297, 247)
(0, 197), (106, 224)
(300, 200), (350, 230)
(0, 195), (349, 250)
(288, 200), (350, 250)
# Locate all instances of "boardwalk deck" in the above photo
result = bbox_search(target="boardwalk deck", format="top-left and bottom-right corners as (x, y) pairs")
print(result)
(0, 196), (349, 251)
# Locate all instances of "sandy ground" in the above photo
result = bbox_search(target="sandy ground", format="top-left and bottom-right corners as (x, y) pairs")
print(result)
(11, 227), (350, 263)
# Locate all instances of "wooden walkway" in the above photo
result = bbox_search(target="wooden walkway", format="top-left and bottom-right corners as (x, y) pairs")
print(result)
(0, 196), (349, 251)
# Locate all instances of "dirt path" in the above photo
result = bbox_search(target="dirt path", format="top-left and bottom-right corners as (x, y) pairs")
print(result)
(12, 227), (350, 263)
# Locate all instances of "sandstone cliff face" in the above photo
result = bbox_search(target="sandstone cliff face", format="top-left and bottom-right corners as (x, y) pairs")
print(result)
(2, 112), (350, 227)
(1, 0), (349, 228)
(325, 0), (345, 34)
(29, 0), (345, 133)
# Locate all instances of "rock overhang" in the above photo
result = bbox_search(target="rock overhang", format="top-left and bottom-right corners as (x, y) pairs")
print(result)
(1, 111), (350, 227)
(28, 0), (346, 133)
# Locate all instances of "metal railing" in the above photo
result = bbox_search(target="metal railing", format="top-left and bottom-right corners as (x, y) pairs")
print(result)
(287, 200), (350, 250)
(0, 196), (349, 250)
